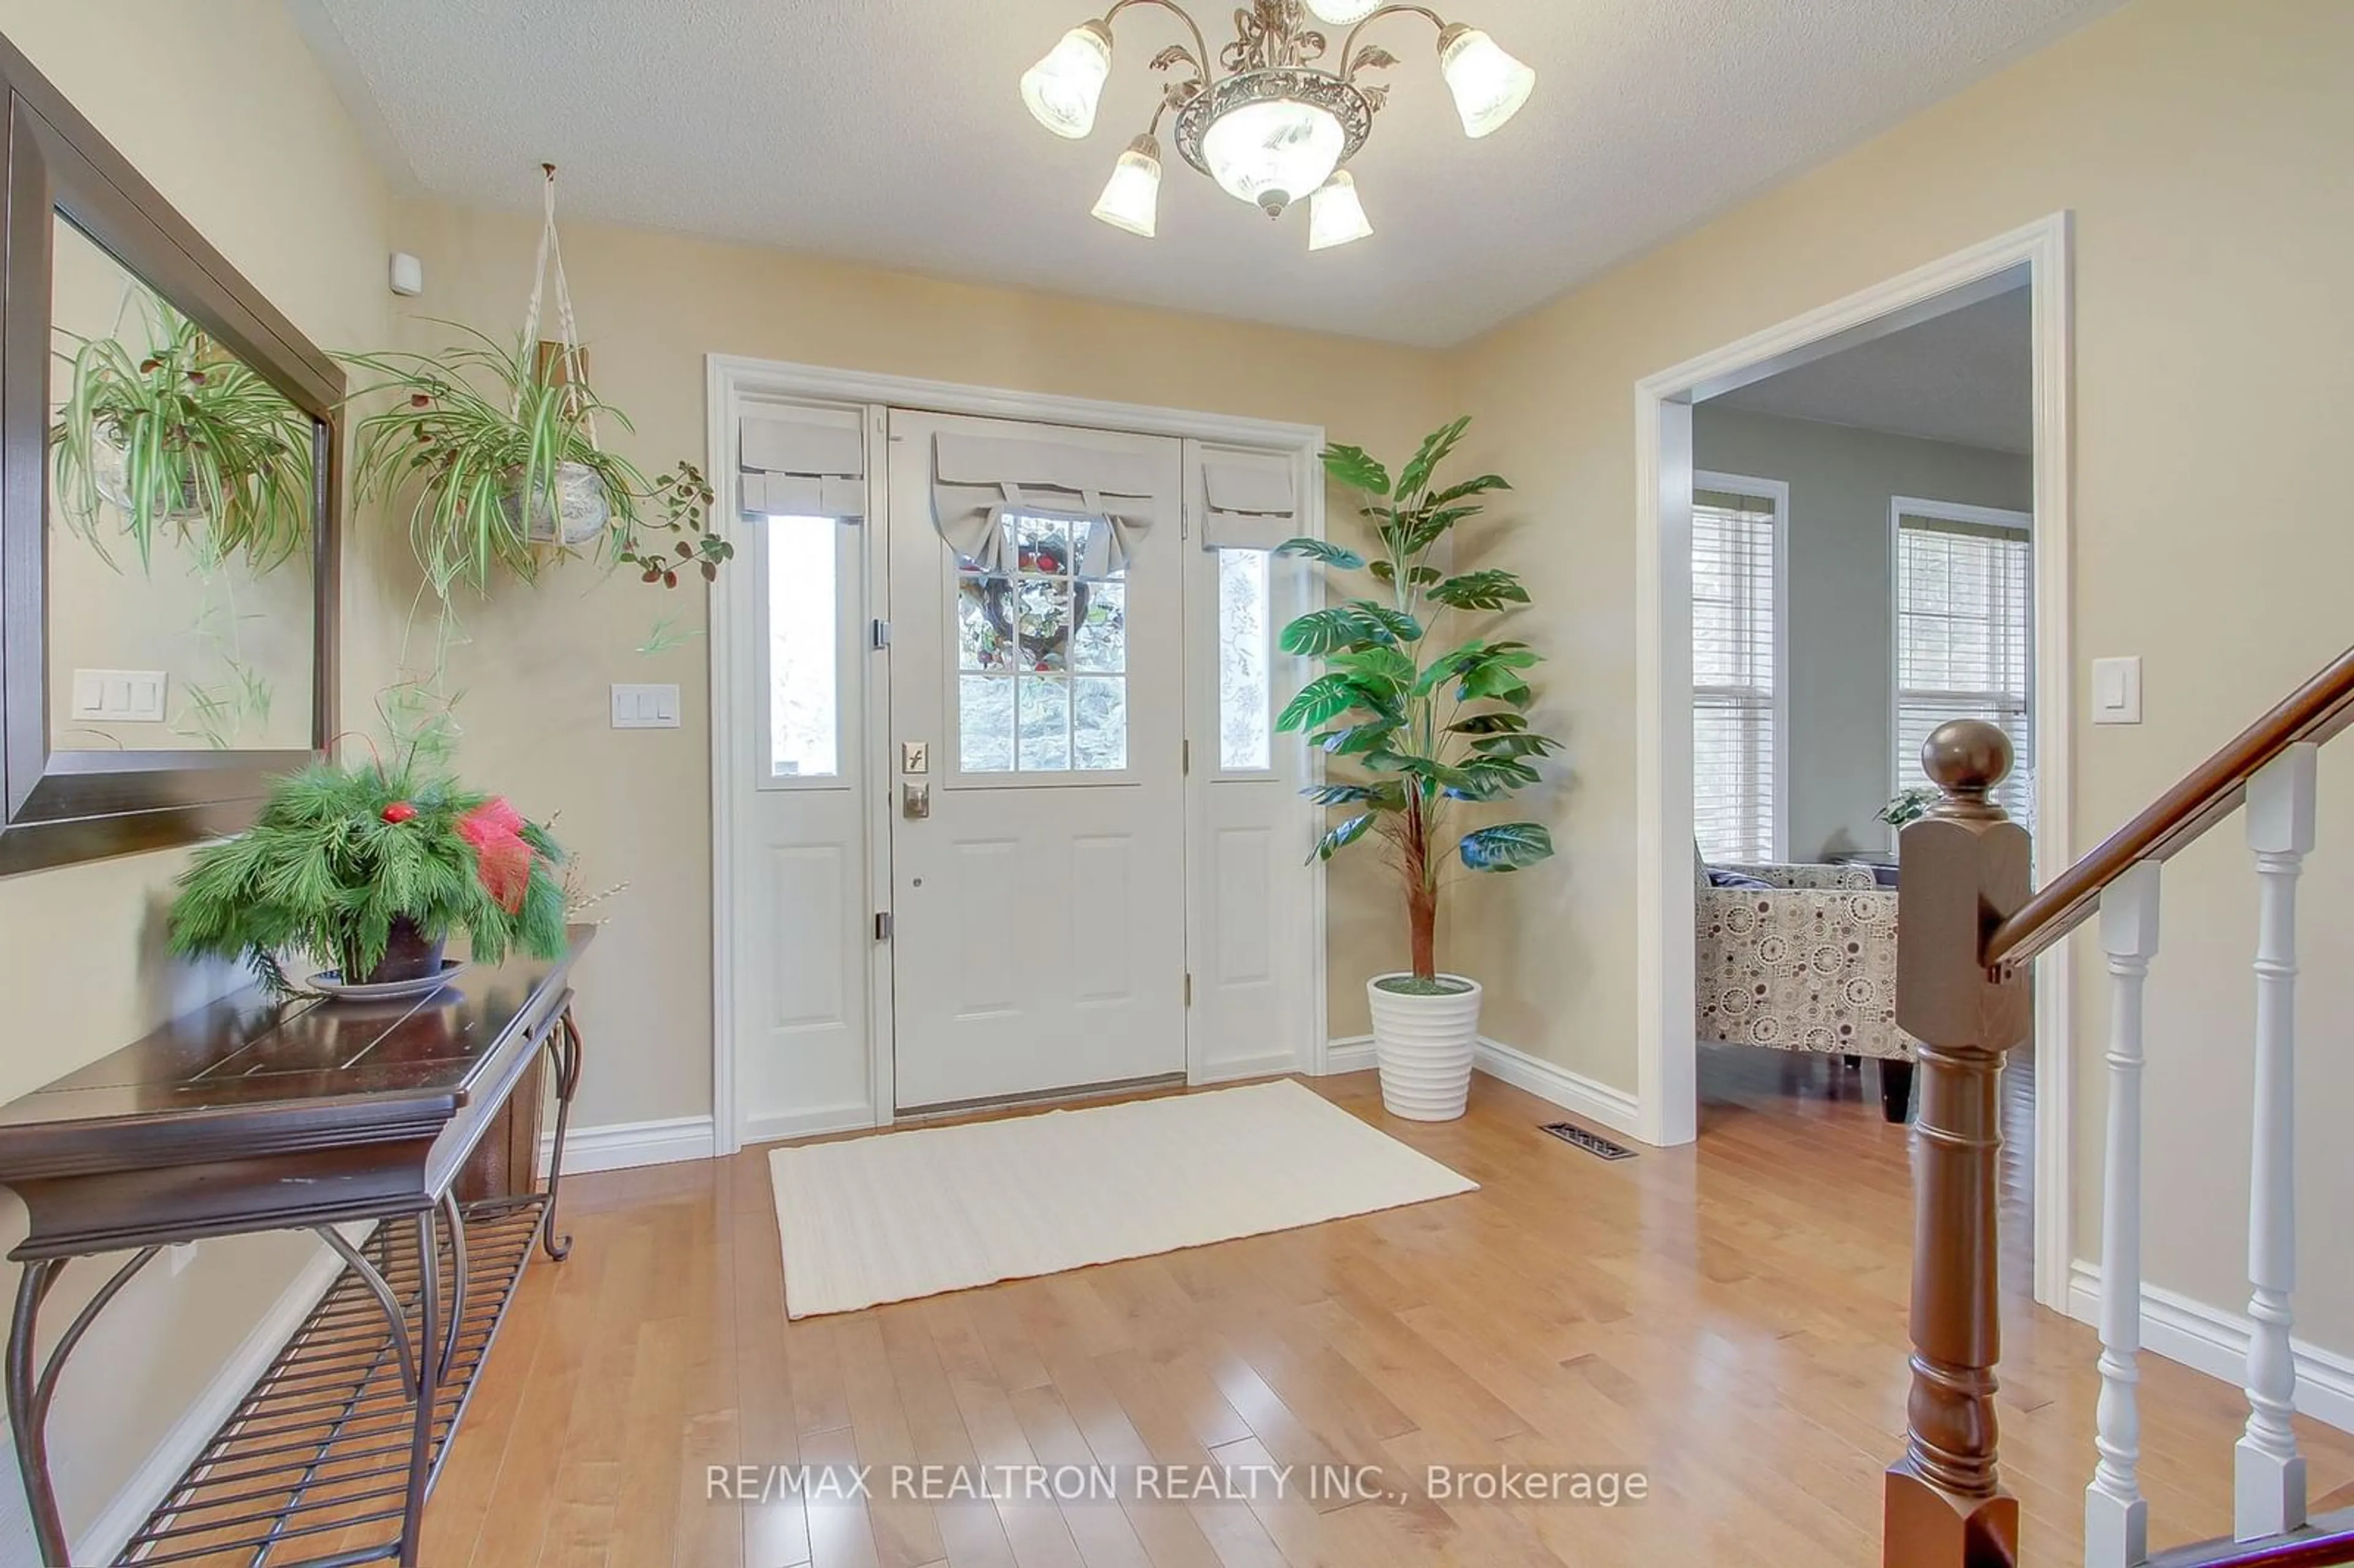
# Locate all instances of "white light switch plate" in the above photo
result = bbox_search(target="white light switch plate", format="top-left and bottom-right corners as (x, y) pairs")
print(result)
(70, 668), (167, 723)
(2092, 656), (2143, 725)
(610, 683), (681, 729)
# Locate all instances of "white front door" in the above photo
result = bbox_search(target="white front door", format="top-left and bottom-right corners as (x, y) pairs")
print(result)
(884, 411), (1187, 1109)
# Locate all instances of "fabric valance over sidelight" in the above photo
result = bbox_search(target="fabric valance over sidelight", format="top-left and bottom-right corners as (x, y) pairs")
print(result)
(740, 409), (866, 520)
(930, 433), (1159, 576)
(1198, 455), (1298, 550)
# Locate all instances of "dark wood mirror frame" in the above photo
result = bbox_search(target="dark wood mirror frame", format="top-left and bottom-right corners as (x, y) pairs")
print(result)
(0, 32), (342, 876)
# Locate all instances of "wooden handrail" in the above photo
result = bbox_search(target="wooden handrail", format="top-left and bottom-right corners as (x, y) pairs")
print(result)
(1984, 643), (2354, 970)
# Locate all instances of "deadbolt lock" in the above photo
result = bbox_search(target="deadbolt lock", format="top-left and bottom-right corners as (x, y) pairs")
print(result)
(901, 740), (929, 775)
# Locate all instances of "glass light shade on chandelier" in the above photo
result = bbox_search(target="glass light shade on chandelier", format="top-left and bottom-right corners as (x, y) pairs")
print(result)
(1021, 22), (1114, 139)
(1092, 135), (1164, 236)
(1200, 96), (1347, 216)
(1308, 170), (1373, 250)
(1018, 1), (1536, 245)
(1438, 25), (1536, 138)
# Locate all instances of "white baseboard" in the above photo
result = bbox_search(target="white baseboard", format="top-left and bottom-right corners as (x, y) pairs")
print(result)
(1472, 1036), (1645, 1139)
(1320, 1034), (1645, 1141)
(58, 1233), (353, 1564)
(2068, 1260), (2354, 1436)
(539, 1113), (717, 1174)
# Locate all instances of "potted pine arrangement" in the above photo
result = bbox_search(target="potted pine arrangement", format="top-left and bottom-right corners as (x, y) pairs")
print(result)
(1277, 417), (1559, 1121)
(169, 757), (568, 998)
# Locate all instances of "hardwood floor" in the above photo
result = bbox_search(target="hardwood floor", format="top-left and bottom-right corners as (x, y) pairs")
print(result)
(421, 1054), (2354, 1567)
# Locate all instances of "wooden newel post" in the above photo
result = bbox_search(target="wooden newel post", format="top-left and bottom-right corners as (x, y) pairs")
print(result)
(1886, 720), (2033, 1568)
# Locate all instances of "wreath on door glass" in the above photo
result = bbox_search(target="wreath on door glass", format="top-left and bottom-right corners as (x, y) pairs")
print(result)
(959, 532), (1095, 673)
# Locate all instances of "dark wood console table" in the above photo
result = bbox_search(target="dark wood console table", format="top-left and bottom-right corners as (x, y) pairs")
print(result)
(0, 927), (594, 1567)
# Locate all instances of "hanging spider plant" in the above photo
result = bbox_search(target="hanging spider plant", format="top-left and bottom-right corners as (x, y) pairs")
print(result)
(343, 322), (726, 598)
(48, 288), (314, 573)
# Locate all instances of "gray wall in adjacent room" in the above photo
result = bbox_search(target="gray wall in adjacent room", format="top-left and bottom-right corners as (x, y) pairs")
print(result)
(1692, 406), (2032, 861)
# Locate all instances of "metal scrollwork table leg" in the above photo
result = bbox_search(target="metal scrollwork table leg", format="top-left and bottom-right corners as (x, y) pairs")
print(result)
(539, 1007), (584, 1262)
(7, 1247), (162, 1564)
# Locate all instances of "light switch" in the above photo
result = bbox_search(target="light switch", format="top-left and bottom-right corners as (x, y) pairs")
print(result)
(610, 683), (682, 729)
(2092, 656), (2142, 725)
(70, 668), (167, 722)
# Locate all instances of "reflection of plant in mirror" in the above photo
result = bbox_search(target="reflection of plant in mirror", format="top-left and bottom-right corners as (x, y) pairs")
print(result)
(175, 660), (273, 750)
(163, 561), (279, 749)
(49, 288), (313, 573)
(343, 323), (731, 598)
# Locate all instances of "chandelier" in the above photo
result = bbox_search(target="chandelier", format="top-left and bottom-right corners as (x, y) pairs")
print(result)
(1020, 0), (1535, 249)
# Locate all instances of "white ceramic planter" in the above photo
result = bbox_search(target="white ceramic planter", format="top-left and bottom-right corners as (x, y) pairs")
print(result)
(1366, 973), (1483, 1122)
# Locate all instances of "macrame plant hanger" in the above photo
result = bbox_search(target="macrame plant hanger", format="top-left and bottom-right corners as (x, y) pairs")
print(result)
(514, 164), (609, 546)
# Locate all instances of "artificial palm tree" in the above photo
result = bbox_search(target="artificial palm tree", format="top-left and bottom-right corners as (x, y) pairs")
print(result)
(1278, 415), (1560, 988)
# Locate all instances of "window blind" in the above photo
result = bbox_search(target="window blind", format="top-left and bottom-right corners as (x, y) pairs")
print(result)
(1199, 453), (1297, 550)
(1894, 511), (2033, 826)
(930, 433), (1159, 576)
(740, 407), (865, 521)
(1692, 487), (1778, 862)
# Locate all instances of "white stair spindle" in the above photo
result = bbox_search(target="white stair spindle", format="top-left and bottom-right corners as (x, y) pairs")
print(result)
(2087, 859), (2160, 1568)
(2237, 742), (2316, 1541)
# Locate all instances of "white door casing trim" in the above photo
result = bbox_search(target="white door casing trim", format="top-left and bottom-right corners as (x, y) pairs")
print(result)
(708, 355), (1328, 1156)
(1632, 213), (2076, 1312)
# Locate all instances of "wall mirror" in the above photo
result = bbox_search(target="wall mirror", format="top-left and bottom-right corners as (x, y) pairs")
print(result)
(1, 34), (341, 873)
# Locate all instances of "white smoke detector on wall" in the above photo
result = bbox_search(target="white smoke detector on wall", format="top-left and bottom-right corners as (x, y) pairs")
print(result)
(388, 251), (423, 297)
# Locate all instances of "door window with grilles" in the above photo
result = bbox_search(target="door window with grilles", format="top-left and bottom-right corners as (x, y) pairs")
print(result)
(1894, 508), (2033, 826)
(1692, 485), (1781, 863)
(955, 514), (1129, 774)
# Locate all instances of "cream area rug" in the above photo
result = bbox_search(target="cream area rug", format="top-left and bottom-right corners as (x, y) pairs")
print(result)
(769, 1078), (1477, 1318)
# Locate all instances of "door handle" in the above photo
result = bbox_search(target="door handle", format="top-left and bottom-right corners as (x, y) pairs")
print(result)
(902, 782), (932, 820)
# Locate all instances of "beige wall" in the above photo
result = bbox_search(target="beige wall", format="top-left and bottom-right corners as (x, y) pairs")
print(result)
(0, 0), (395, 1546)
(384, 202), (1448, 1129)
(1692, 406), (2033, 861)
(1450, 0), (2354, 1350)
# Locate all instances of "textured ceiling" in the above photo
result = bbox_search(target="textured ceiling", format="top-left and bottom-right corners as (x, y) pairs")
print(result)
(1711, 284), (2032, 452)
(289, 0), (2120, 348)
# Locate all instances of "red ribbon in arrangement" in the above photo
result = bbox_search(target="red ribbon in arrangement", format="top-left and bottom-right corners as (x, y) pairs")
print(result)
(456, 797), (534, 913)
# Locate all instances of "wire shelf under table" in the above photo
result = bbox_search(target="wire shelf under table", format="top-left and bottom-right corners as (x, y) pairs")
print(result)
(116, 1196), (546, 1567)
